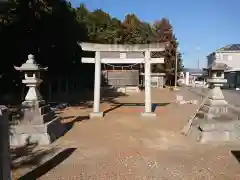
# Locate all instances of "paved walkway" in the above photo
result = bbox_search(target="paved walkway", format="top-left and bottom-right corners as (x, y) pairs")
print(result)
(188, 86), (240, 108)
(223, 89), (240, 108)
(13, 88), (240, 180)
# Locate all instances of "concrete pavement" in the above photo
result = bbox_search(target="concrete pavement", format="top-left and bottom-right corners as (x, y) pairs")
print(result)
(187, 86), (240, 108)
(223, 89), (240, 108)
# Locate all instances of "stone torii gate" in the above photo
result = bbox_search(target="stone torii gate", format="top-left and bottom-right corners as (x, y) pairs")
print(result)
(79, 42), (166, 118)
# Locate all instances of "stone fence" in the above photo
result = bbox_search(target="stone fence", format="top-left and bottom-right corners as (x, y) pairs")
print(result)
(0, 106), (11, 179)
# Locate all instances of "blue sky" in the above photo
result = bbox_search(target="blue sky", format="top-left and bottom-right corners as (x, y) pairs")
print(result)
(69, 0), (240, 68)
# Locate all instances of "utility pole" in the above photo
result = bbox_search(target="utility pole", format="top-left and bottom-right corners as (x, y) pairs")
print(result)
(197, 54), (200, 69)
(196, 47), (200, 69)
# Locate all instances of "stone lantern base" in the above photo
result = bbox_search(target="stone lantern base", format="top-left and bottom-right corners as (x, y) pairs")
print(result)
(188, 117), (240, 143)
(10, 100), (66, 146)
(187, 61), (240, 143)
(188, 96), (240, 143)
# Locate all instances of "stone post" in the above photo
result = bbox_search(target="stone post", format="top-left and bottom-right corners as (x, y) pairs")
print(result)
(0, 106), (11, 180)
(91, 51), (103, 118)
(141, 50), (156, 117)
(185, 71), (189, 85)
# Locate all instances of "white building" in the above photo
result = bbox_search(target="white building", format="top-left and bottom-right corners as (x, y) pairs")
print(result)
(207, 44), (240, 88)
(180, 68), (206, 86)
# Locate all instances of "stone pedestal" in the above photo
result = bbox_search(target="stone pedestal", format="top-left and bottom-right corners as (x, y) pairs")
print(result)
(90, 112), (104, 118)
(188, 102), (240, 143)
(198, 105), (229, 119)
(140, 112), (156, 117)
(200, 78), (228, 120)
(190, 118), (240, 143)
(200, 119), (240, 142)
(10, 100), (66, 146)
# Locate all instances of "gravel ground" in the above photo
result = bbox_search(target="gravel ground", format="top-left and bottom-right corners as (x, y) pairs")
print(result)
(12, 88), (240, 180)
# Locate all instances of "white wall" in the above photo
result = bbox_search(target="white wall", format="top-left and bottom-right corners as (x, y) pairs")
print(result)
(214, 52), (240, 71)
(207, 51), (240, 88)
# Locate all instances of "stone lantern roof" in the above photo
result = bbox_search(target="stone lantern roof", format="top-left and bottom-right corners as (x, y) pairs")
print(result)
(14, 54), (48, 71)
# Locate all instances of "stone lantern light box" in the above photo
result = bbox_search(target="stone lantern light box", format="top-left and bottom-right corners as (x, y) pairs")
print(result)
(204, 62), (231, 106)
(14, 54), (48, 104)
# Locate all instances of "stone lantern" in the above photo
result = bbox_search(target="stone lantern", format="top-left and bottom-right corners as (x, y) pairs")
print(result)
(14, 54), (47, 105)
(11, 54), (65, 146)
(188, 62), (240, 143)
(204, 62), (230, 107)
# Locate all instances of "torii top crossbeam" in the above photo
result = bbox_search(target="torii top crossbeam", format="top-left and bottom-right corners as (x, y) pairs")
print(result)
(79, 42), (166, 64)
(79, 42), (167, 52)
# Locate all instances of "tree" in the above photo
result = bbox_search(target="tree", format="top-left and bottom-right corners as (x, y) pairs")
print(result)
(0, 0), (54, 95)
(0, 1), (184, 99)
(177, 52), (184, 73)
(75, 3), (89, 22)
(122, 14), (146, 44)
(151, 18), (183, 85)
(0, 0), (90, 97)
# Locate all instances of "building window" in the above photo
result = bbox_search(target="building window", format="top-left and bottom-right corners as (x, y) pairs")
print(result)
(222, 55), (228, 61)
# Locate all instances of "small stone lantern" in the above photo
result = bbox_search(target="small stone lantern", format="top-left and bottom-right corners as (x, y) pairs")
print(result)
(187, 63), (240, 143)
(14, 54), (47, 104)
(204, 62), (230, 106)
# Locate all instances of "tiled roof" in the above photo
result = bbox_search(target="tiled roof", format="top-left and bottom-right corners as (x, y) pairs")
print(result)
(217, 44), (240, 51)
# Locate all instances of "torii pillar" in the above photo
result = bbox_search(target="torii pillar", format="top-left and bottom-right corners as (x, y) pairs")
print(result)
(141, 50), (156, 117)
(91, 51), (103, 118)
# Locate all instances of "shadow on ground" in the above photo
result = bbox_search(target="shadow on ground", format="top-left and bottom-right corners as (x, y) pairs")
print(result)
(11, 142), (56, 171)
(103, 101), (170, 115)
(57, 102), (170, 133)
(18, 148), (76, 180)
(47, 88), (129, 108)
(231, 151), (240, 163)
(61, 115), (89, 133)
